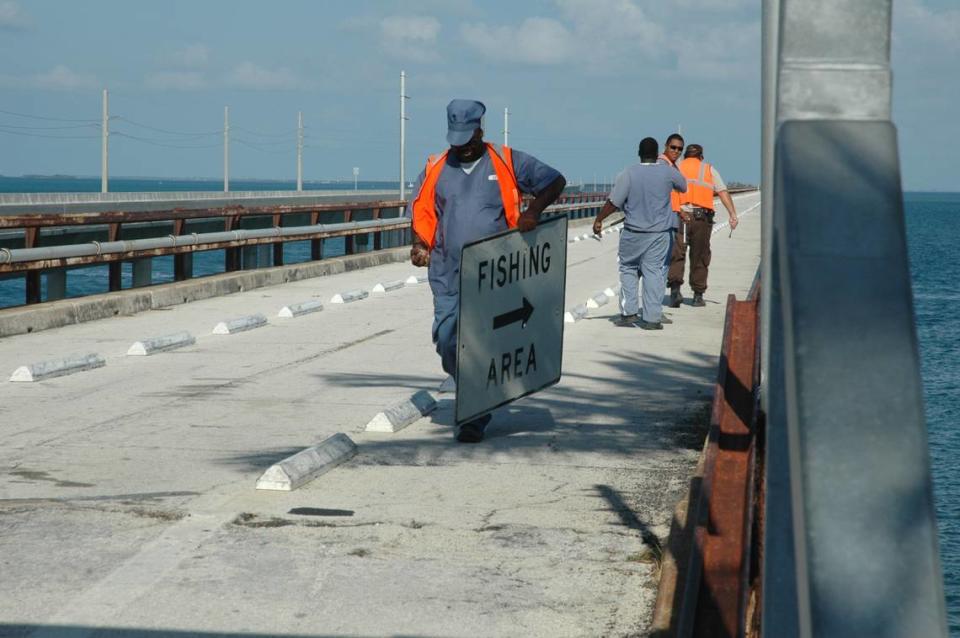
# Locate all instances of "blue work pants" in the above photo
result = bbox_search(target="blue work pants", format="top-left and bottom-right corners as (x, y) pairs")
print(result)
(618, 230), (670, 323)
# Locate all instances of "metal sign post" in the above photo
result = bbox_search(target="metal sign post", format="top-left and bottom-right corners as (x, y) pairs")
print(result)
(455, 215), (568, 424)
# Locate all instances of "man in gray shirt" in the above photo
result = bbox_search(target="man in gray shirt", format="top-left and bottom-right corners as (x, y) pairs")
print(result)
(592, 137), (687, 329)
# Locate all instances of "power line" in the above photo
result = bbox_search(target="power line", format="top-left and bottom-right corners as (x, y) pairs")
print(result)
(0, 126), (99, 140)
(0, 121), (98, 131)
(111, 131), (221, 149)
(0, 107), (98, 123)
(111, 116), (220, 138)
(231, 124), (297, 139)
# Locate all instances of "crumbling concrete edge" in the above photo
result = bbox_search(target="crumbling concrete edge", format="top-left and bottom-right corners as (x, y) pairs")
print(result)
(649, 437), (709, 636)
(0, 247), (410, 339)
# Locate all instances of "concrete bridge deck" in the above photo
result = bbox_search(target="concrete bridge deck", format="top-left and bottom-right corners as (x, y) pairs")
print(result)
(0, 192), (760, 638)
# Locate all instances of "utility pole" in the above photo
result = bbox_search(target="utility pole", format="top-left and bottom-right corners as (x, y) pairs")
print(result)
(400, 70), (409, 201)
(503, 107), (509, 146)
(101, 89), (109, 193)
(353, 167), (359, 191)
(678, 123), (683, 135)
(223, 106), (230, 193)
(297, 111), (303, 192)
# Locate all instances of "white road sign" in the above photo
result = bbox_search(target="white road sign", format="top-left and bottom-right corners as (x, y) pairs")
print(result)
(456, 215), (568, 424)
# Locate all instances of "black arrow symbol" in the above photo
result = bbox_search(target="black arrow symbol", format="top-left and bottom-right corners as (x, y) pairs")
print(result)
(493, 297), (535, 330)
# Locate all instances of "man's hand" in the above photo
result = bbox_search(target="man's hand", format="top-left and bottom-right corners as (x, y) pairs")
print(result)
(729, 216), (739, 230)
(592, 218), (603, 235)
(517, 210), (539, 232)
(410, 239), (430, 267)
(680, 210), (692, 224)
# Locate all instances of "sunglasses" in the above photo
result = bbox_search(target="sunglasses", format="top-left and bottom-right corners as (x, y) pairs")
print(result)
(668, 145), (683, 151)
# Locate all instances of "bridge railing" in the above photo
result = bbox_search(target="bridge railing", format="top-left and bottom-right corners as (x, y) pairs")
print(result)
(0, 192), (609, 306)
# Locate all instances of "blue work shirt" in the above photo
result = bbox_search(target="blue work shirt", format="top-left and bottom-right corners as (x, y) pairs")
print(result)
(609, 161), (686, 233)
(405, 146), (562, 297)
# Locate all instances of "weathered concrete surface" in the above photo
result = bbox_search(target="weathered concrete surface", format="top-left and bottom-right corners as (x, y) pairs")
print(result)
(0, 193), (760, 637)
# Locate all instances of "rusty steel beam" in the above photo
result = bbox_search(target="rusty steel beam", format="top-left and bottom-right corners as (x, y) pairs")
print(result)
(0, 220), (412, 275)
(679, 292), (760, 638)
(0, 199), (411, 229)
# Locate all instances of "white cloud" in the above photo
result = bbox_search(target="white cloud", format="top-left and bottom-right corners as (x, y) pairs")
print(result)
(460, 0), (664, 70)
(0, 1), (28, 31)
(895, 0), (960, 53)
(169, 44), (210, 69)
(379, 15), (441, 61)
(145, 71), (206, 91)
(32, 65), (98, 90)
(672, 20), (759, 80)
(224, 62), (305, 90)
(461, 17), (573, 65)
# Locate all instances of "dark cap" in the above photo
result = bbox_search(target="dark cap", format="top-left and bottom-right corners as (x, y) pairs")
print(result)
(684, 144), (704, 159)
(446, 99), (485, 146)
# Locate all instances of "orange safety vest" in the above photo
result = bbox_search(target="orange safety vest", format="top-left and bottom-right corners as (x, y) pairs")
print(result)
(678, 158), (716, 210)
(411, 143), (520, 249)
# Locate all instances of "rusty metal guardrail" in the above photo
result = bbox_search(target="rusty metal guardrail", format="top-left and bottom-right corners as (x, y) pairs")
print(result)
(675, 278), (762, 638)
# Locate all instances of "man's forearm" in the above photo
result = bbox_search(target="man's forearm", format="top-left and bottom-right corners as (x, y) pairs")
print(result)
(523, 175), (567, 219)
(595, 200), (619, 226)
(718, 191), (737, 218)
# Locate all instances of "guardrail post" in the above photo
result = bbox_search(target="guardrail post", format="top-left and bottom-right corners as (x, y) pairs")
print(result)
(372, 208), (382, 251)
(24, 227), (41, 304)
(45, 269), (66, 301)
(225, 215), (240, 272)
(343, 209), (354, 255)
(132, 258), (152, 288)
(108, 222), (122, 291)
(272, 213), (284, 267)
(172, 219), (193, 281)
(310, 211), (323, 260)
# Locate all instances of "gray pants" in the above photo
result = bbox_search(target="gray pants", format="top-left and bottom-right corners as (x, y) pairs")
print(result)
(618, 230), (669, 322)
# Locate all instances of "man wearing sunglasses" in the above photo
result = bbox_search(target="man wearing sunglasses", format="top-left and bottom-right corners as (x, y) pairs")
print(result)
(667, 144), (738, 308)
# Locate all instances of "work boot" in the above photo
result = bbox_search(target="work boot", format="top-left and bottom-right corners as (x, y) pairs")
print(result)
(614, 313), (639, 327)
(455, 414), (492, 443)
(669, 286), (683, 308)
(638, 319), (664, 330)
(692, 292), (706, 307)
(659, 313), (673, 325)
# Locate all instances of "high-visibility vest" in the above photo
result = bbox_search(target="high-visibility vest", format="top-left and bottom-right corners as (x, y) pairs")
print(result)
(411, 143), (520, 249)
(678, 158), (716, 210)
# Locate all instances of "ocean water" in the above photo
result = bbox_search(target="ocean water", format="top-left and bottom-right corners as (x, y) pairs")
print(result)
(0, 183), (957, 625)
(904, 192), (960, 633)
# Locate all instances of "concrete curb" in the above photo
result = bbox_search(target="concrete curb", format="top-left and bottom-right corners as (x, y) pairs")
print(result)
(564, 304), (589, 323)
(404, 275), (428, 286)
(585, 292), (610, 309)
(10, 353), (106, 382)
(212, 314), (268, 335)
(371, 280), (406, 294)
(255, 433), (358, 491)
(278, 300), (324, 318)
(0, 246), (410, 339)
(330, 290), (369, 304)
(365, 390), (437, 433)
(126, 331), (196, 356)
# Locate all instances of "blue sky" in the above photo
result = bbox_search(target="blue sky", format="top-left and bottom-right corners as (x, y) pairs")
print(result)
(0, 0), (956, 190)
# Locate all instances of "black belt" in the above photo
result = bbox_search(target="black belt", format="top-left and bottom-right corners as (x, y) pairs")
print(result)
(623, 226), (670, 233)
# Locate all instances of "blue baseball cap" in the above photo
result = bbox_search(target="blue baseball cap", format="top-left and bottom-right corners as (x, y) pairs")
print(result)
(446, 99), (485, 146)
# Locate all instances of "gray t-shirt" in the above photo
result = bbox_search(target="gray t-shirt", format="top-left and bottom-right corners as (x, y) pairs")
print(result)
(405, 146), (562, 297)
(609, 161), (687, 233)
